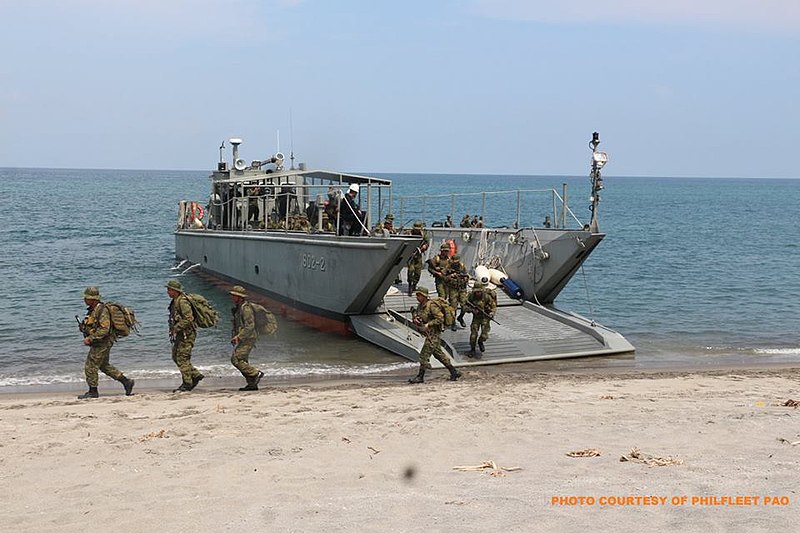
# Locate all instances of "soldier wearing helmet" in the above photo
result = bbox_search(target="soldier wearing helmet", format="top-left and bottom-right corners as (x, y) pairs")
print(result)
(427, 241), (452, 299)
(166, 279), (205, 392)
(407, 287), (462, 384)
(444, 253), (469, 330)
(406, 221), (429, 296)
(466, 281), (497, 357)
(383, 213), (396, 234)
(76, 286), (135, 399)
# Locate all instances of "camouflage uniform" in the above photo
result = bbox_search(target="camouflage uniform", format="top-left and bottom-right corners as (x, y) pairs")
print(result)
(230, 285), (264, 391)
(231, 303), (260, 378)
(383, 214), (396, 234)
(78, 287), (134, 399)
(415, 295), (453, 370)
(408, 287), (461, 383)
(427, 244), (451, 299)
(444, 254), (468, 319)
(468, 282), (497, 355)
(168, 281), (204, 390)
(406, 222), (428, 295)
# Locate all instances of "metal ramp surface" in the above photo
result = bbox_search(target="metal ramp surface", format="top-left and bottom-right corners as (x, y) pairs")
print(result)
(350, 270), (634, 367)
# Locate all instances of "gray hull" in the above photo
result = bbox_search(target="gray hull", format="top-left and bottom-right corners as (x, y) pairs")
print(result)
(175, 229), (420, 322)
(421, 227), (603, 304)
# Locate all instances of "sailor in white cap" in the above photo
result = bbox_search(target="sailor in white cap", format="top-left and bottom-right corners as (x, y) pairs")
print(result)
(339, 182), (365, 236)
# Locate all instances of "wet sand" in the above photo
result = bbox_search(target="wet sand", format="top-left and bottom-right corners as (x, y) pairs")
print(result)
(1, 365), (799, 532)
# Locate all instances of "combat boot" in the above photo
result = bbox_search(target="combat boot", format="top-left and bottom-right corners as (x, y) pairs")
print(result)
(239, 380), (258, 391)
(173, 383), (192, 393)
(467, 343), (476, 357)
(190, 374), (205, 390)
(408, 368), (425, 384)
(119, 376), (135, 396)
(78, 387), (99, 399)
(445, 363), (462, 381)
(478, 340), (485, 353)
(239, 371), (262, 391)
(457, 312), (466, 328)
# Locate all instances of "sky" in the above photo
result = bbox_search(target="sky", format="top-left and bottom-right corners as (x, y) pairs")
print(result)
(0, 0), (798, 177)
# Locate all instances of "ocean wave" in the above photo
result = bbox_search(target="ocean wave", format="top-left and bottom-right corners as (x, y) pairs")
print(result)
(703, 345), (800, 357)
(0, 361), (415, 387)
(751, 347), (800, 356)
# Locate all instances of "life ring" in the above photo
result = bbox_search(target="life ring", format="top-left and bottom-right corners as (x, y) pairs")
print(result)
(446, 239), (456, 257)
(189, 202), (204, 221)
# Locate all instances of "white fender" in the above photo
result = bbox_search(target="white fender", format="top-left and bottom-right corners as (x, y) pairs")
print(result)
(474, 265), (490, 285)
(488, 268), (507, 286)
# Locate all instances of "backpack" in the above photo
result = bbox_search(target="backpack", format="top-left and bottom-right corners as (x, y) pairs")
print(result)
(185, 293), (220, 328)
(104, 302), (139, 337)
(250, 302), (278, 335)
(432, 297), (455, 328)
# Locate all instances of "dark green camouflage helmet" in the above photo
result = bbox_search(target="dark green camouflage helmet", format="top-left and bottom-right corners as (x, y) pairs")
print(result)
(385, 213), (394, 220)
(412, 220), (424, 228)
(439, 242), (450, 251)
(473, 281), (485, 290)
(82, 286), (101, 300)
(166, 280), (184, 292)
(414, 286), (430, 296)
(230, 285), (247, 297)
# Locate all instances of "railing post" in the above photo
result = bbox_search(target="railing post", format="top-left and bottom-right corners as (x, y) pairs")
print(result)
(422, 196), (427, 226)
(450, 194), (455, 224)
(516, 190), (521, 229)
(561, 183), (568, 229)
(551, 189), (557, 229)
(481, 192), (486, 225)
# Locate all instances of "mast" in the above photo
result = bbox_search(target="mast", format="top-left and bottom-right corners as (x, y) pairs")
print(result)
(588, 132), (608, 233)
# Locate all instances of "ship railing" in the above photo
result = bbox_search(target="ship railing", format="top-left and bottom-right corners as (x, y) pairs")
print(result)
(392, 187), (584, 230)
(195, 178), (396, 236)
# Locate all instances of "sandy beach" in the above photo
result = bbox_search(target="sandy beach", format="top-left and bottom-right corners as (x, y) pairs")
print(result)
(1, 366), (799, 532)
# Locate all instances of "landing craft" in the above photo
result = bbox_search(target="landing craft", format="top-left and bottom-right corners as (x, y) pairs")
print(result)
(174, 133), (634, 366)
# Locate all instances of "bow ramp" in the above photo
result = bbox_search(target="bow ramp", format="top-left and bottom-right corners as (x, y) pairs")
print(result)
(350, 283), (634, 368)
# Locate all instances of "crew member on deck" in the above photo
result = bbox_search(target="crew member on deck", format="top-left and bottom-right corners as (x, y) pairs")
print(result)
(339, 183), (365, 236)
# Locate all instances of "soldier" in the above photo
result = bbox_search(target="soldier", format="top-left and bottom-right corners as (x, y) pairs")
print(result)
(229, 286), (265, 391)
(408, 287), (462, 384)
(166, 280), (204, 392)
(296, 214), (311, 233)
(444, 254), (469, 330)
(460, 214), (471, 228)
(466, 281), (497, 357)
(77, 287), (135, 399)
(406, 221), (429, 296)
(383, 213), (396, 233)
(372, 222), (390, 237)
(427, 242), (451, 298)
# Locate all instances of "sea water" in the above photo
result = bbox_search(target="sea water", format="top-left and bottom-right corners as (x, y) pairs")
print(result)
(0, 168), (798, 387)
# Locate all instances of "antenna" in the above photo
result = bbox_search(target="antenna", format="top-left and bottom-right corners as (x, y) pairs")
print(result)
(289, 107), (296, 170)
(276, 130), (280, 153)
(218, 140), (225, 163)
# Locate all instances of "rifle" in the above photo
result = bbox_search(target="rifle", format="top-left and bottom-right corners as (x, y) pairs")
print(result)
(465, 301), (500, 325)
(445, 271), (469, 288)
(168, 315), (176, 344)
(76, 315), (89, 338)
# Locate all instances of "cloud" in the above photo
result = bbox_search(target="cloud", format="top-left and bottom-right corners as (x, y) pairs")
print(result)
(470, 0), (800, 33)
